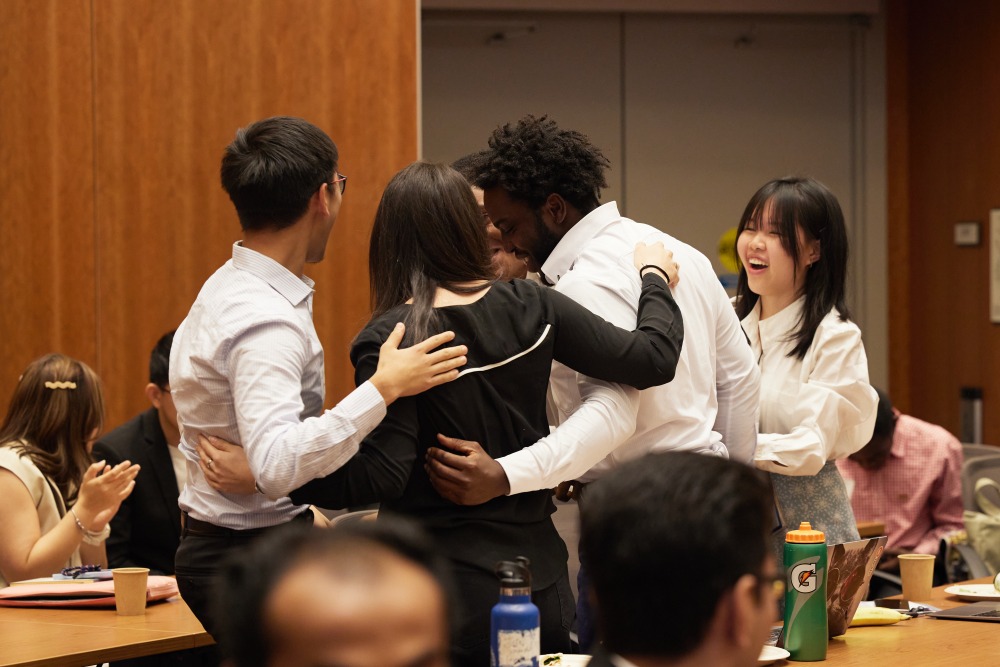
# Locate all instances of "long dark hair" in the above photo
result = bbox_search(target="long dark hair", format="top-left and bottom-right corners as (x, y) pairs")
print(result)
(734, 176), (851, 360)
(369, 162), (496, 344)
(0, 354), (104, 504)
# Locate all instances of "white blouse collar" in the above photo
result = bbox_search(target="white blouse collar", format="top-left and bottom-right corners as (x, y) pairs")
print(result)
(741, 295), (806, 351)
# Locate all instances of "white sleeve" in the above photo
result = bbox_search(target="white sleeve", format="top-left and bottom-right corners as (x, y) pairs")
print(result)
(497, 266), (642, 494)
(229, 322), (387, 496)
(754, 321), (877, 476)
(500, 377), (640, 494)
(712, 291), (760, 464)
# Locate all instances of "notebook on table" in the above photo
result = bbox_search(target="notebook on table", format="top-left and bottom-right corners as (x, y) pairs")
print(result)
(0, 576), (178, 608)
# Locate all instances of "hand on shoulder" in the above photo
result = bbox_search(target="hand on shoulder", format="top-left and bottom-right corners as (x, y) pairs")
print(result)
(368, 323), (468, 404)
(634, 241), (679, 287)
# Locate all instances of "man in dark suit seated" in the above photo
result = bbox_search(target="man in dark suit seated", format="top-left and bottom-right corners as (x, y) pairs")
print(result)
(580, 452), (778, 667)
(94, 330), (182, 575)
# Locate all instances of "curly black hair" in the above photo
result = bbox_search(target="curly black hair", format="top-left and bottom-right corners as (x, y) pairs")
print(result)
(451, 150), (489, 183)
(475, 115), (610, 214)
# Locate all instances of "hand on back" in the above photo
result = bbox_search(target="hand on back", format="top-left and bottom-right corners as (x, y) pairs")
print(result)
(369, 323), (468, 404)
(196, 434), (257, 495)
(425, 434), (510, 505)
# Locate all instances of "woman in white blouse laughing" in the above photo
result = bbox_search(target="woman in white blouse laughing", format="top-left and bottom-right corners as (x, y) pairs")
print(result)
(734, 177), (878, 556)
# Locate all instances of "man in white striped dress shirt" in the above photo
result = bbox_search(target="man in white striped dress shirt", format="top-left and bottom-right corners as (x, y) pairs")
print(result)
(169, 116), (467, 641)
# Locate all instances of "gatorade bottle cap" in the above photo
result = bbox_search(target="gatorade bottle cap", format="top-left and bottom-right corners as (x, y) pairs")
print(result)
(785, 521), (825, 543)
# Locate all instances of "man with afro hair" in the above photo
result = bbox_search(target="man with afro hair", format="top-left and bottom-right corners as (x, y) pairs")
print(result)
(426, 115), (760, 650)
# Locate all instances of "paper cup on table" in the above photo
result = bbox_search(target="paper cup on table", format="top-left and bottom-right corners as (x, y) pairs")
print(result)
(898, 554), (935, 601)
(112, 567), (149, 615)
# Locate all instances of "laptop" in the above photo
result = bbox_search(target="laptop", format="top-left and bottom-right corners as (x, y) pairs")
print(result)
(826, 536), (889, 636)
(928, 602), (1000, 622)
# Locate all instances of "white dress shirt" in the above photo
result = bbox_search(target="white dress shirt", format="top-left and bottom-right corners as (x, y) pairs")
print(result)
(170, 243), (386, 529)
(743, 297), (877, 476)
(498, 202), (760, 493)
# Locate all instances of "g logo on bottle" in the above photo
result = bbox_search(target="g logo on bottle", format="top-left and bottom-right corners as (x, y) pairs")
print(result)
(791, 563), (818, 594)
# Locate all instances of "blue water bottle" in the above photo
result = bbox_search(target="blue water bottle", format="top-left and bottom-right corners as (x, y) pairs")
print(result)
(491, 557), (540, 667)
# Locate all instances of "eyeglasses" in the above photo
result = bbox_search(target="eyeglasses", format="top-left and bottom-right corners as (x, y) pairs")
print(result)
(757, 572), (785, 602)
(331, 172), (347, 195)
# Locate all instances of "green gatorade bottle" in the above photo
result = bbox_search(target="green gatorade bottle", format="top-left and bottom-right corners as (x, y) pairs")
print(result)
(784, 522), (827, 661)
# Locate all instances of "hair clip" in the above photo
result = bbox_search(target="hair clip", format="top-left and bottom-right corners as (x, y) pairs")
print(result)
(44, 381), (77, 390)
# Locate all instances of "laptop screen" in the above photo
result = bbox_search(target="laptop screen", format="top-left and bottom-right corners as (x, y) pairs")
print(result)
(826, 536), (888, 636)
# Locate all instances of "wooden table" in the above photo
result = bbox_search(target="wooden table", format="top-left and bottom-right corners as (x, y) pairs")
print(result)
(820, 577), (997, 666)
(0, 596), (212, 667)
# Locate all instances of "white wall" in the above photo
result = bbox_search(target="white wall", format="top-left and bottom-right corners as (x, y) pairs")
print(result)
(421, 9), (887, 386)
(421, 12), (624, 201)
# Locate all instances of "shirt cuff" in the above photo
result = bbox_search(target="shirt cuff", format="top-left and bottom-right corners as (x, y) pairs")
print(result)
(753, 439), (785, 472)
(341, 380), (388, 435)
(753, 437), (826, 477)
(497, 450), (545, 496)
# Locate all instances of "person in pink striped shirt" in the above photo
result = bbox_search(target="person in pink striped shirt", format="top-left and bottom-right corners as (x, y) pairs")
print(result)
(837, 388), (964, 575)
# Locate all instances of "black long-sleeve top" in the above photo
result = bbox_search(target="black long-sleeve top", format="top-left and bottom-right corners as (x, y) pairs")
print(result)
(291, 273), (682, 588)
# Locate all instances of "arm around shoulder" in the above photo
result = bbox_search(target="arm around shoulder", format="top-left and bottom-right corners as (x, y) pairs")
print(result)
(548, 272), (682, 390)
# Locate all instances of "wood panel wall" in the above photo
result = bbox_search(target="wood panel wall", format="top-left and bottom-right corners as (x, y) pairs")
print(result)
(887, 0), (1000, 440)
(0, 0), (98, 388)
(0, 0), (418, 429)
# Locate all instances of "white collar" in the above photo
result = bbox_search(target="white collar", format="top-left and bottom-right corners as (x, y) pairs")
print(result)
(540, 201), (621, 285)
(741, 295), (806, 350)
(232, 242), (315, 306)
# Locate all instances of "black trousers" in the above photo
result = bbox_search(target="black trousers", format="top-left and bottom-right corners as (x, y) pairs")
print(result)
(450, 562), (574, 667)
(174, 511), (313, 664)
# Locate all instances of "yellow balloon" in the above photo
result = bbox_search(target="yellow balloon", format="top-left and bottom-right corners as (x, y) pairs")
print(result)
(718, 227), (740, 274)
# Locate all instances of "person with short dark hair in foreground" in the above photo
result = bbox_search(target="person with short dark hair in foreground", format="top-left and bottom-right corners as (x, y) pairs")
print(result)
(214, 518), (453, 667)
(580, 452), (778, 667)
